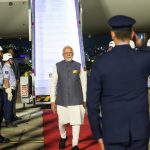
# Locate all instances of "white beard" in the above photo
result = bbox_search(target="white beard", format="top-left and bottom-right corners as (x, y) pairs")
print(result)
(65, 58), (72, 62)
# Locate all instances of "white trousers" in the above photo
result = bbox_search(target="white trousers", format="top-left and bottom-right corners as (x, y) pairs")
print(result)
(57, 105), (85, 125)
(58, 122), (80, 146)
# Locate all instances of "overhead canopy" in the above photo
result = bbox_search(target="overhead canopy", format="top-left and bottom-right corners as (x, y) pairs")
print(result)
(81, 0), (150, 34)
(0, 0), (150, 38)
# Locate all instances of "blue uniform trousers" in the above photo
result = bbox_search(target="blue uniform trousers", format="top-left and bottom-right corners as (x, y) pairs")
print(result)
(105, 138), (149, 150)
(0, 89), (3, 129)
(3, 89), (15, 122)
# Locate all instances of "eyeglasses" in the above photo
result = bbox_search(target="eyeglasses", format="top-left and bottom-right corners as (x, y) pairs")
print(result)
(63, 52), (73, 54)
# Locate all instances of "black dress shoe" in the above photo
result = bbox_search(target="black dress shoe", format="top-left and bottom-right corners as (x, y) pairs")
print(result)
(0, 135), (10, 143)
(72, 146), (79, 150)
(59, 137), (67, 149)
(6, 122), (17, 127)
(12, 116), (22, 121)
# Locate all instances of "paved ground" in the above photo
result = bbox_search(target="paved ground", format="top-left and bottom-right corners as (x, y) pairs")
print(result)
(0, 103), (44, 150)
(0, 102), (150, 150)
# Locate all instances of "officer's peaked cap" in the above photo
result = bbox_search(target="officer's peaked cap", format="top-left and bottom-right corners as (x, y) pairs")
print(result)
(108, 15), (136, 29)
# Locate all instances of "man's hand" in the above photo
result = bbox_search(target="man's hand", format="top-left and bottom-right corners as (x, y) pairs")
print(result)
(51, 102), (56, 113)
(132, 31), (143, 47)
(83, 101), (86, 109)
(98, 138), (105, 150)
(7, 93), (13, 101)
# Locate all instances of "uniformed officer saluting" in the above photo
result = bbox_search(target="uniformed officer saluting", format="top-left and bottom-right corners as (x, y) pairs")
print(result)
(2, 53), (17, 127)
(87, 15), (150, 150)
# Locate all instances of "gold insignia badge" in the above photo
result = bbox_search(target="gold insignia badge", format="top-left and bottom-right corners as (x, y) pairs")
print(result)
(73, 70), (79, 74)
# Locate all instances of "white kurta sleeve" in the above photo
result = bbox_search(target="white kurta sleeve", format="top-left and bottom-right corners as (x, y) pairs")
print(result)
(50, 65), (58, 103)
(79, 66), (87, 102)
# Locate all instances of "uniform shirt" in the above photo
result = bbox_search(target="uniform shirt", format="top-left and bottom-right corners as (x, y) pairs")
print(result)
(0, 61), (3, 85)
(50, 64), (87, 103)
(3, 63), (16, 88)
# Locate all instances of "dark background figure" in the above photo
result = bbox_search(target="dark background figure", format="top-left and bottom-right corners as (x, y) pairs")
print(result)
(87, 15), (150, 150)
(8, 48), (21, 121)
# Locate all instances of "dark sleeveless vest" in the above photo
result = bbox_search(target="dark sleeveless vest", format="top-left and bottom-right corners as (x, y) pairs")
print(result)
(56, 60), (83, 106)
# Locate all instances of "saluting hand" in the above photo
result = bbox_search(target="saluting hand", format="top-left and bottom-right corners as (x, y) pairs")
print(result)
(98, 138), (105, 150)
(132, 31), (143, 47)
(51, 102), (56, 113)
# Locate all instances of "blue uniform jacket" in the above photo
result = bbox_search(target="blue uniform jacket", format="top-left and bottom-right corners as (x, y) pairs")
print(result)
(87, 45), (150, 144)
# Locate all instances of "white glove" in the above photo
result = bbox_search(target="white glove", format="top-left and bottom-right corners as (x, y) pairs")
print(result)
(7, 93), (13, 101)
(5, 88), (13, 101)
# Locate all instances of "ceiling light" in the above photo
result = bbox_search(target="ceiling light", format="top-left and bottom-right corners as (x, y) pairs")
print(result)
(9, 2), (13, 6)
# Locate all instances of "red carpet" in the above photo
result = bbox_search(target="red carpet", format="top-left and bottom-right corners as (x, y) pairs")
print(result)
(42, 110), (101, 150)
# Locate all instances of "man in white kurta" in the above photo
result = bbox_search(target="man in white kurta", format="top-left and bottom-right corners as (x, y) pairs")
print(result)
(50, 46), (87, 150)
